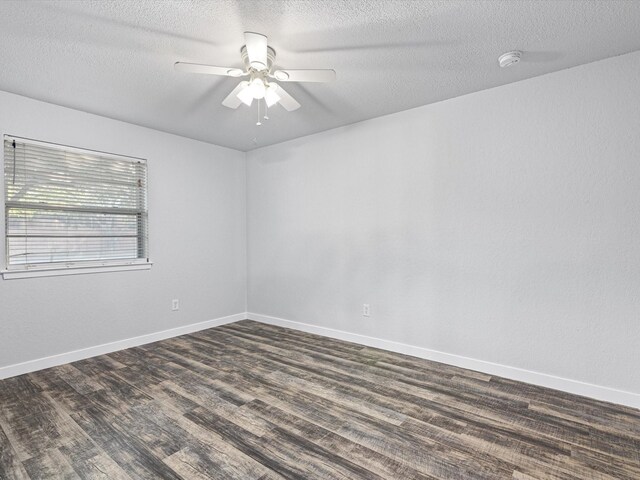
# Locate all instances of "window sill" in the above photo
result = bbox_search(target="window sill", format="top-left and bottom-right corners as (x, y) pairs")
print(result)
(1, 262), (152, 280)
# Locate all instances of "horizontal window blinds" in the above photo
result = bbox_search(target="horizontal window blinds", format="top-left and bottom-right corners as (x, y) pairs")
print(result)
(4, 136), (148, 270)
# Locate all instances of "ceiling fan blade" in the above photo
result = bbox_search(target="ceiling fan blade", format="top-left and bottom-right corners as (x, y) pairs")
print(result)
(175, 62), (245, 77)
(244, 32), (268, 70)
(273, 69), (336, 83)
(222, 81), (250, 109)
(274, 84), (300, 111)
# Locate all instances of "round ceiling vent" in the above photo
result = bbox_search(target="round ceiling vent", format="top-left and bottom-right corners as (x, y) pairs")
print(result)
(498, 50), (522, 68)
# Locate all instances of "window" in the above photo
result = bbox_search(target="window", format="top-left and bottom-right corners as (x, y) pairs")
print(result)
(3, 136), (150, 278)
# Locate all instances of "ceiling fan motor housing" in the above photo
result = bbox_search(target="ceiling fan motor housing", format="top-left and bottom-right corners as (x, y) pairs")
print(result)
(241, 45), (276, 72)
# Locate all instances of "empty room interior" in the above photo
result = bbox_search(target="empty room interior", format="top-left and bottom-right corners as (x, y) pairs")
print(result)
(1, 1), (640, 479)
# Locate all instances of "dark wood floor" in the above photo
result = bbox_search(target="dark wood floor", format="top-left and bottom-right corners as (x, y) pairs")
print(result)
(1, 320), (639, 479)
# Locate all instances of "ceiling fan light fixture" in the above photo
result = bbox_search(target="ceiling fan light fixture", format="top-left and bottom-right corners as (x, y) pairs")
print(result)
(177, 32), (334, 117)
(264, 84), (281, 107)
(237, 86), (254, 106)
(249, 77), (266, 99)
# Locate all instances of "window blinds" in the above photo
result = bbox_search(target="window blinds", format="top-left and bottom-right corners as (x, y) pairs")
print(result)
(4, 136), (148, 270)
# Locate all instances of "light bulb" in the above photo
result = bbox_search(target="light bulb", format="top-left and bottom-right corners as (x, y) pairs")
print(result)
(249, 78), (266, 99)
(264, 84), (281, 107)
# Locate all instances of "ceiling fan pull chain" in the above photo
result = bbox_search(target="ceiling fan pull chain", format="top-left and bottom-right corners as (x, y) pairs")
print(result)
(256, 99), (262, 126)
(264, 101), (269, 120)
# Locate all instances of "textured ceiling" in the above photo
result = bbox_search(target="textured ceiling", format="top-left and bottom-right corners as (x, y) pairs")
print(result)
(0, 0), (639, 151)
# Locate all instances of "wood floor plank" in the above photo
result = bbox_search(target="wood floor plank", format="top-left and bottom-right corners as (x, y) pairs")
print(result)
(185, 405), (386, 479)
(58, 436), (134, 480)
(53, 364), (104, 395)
(206, 326), (529, 418)
(28, 370), (93, 413)
(230, 370), (514, 479)
(0, 423), (30, 480)
(21, 448), (80, 480)
(1, 319), (639, 479)
(242, 398), (438, 480)
(0, 408), (62, 461)
(199, 327), (640, 466)
(137, 400), (285, 480)
(70, 405), (184, 480)
(164, 446), (243, 480)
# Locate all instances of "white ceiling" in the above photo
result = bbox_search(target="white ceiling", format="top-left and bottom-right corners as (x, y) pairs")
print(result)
(1, 1), (639, 152)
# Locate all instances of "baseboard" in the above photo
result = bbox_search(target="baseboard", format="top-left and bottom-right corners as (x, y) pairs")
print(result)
(247, 312), (640, 409)
(0, 312), (247, 380)
(4, 311), (638, 409)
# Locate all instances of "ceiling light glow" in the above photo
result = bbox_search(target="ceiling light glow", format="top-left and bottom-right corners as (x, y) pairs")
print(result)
(249, 78), (266, 99)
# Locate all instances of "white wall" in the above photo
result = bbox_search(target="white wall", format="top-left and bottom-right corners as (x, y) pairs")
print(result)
(0, 91), (246, 369)
(2, 50), (639, 404)
(247, 50), (640, 396)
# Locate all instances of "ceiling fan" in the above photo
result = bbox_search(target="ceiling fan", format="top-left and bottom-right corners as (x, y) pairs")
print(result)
(175, 32), (336, 113)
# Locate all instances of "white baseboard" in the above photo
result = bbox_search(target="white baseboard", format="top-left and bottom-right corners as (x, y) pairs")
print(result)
(247, 312), (640, 410)
(4, 311), (638, 409)
(0, 312), (247, 380)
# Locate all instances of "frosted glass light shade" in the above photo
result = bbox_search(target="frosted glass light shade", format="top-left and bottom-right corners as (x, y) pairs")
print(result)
(249, 78), (266, 99)
(265, 84), (281, 107)
(237, 86), (254, 106)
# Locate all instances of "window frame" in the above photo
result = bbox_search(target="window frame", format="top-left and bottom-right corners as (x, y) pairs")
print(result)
(2, 135), (152, 279)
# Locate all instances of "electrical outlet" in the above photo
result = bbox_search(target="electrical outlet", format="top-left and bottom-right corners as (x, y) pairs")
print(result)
(362, 304), (370, 317)
(171, 299), (179, 311)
